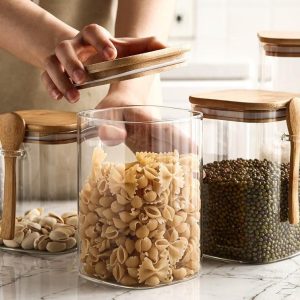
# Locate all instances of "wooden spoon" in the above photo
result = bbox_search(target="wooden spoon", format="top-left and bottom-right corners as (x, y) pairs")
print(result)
(287, 98), (300, 224)
(0, 113), (25, 239)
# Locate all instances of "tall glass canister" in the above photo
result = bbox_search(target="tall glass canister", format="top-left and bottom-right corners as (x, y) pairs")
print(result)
(190, 89), (300, 264)
(258, 31), (300, 93)
(0, 110), (78, 254)
(78, 106), (202, 288)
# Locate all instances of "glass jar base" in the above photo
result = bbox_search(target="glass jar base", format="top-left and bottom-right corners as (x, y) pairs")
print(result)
(203, 252), (300, 265)
(0, 245), (77, 256)
(79, 272), (199, 290)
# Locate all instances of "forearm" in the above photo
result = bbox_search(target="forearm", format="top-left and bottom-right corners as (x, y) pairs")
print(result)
(0, 0), (77, 68)
(110, 0), (175, 103)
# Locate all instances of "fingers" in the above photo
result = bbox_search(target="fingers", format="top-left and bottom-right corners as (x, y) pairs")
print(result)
(112, 36), (167, 58)
(55, 40), (86, 84)
(43, 55), (80, 103)
(41, 72), (63, 101)
(79, 24), (117, 61)
(98, 125), (127, 146)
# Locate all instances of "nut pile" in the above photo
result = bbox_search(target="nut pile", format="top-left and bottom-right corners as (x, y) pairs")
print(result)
(79, 148), (201, 287)
(0, 208), (78, 253)
(203, 158), (300, 263)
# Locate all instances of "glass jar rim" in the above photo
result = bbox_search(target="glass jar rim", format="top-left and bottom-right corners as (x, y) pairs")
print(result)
(77, 105), (203, 124)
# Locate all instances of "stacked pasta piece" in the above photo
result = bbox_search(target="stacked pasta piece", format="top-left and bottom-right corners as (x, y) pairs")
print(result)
(79, 148), (200, 287)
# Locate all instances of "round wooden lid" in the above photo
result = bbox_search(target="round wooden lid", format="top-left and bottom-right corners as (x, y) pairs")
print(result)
(15, 110), (77, 134)
(76, 46), (190, 89)
(189, 89), (297, 111)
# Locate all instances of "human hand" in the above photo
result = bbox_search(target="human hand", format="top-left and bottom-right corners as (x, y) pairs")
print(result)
(41, 24), (166, 103)
(96, 90), (197, 155)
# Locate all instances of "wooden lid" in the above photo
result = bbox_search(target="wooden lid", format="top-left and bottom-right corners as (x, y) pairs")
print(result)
(258, 32), (300, 57)
(15, 110), (77, 134)
(76, 46), (190, 89)
(190, 89), (297, 112)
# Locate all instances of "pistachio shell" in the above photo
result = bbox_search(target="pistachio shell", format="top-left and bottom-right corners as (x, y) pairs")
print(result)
(65, 216), (78, 227)
(3, 239), (19, 248)
(14, 230), (25, 244)
(21, 232), (40, 250)
(46, 241), (67, 252)
(65, 237), (77, 249)
(49, 230), (69, 241)
(48, 212), (64, 223)
(39, 216), (57, 228)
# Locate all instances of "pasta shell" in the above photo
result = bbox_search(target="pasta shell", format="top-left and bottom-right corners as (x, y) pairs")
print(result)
(148, 246), (159, 264)
(172, 267), (187, 281)
(135, 237), (152, 253)
(85, 212), (99, 226)
(116, 194), (130, 205)
(145, 275), (160, 287)
(111, 201), (124, 214)
(144, 206), (161, 219)
(129, 220), (142, 232)
(112, 263), (125, 283)
(127, 267), (139, 278)
(136, 225), (150, 239)
(125, 239), (135, 255)
(119, 275), (138, 286)
(165, 228), (179, 243)
(131, 196), (143, 209)
(119, 211), (136, 223)
(105, 226), (119, 239)
(125, 256), (140, 268)
(147, 219), (158, 231)
(85, 225), (98, 239)
(162, 205), (175, 221)
(155, 239), (169, 251)
(110, 248), (118, 267)
(144, 167), (158, 180)
(144, 191), (157, 203)
(117, 245), (128, 264)
(137, 175), (148, 189)
(95, 261), (110, 279)
(112, 217), (128, 230)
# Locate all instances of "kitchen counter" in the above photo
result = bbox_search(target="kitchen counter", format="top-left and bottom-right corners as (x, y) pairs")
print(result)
(1, 251), (300, 300)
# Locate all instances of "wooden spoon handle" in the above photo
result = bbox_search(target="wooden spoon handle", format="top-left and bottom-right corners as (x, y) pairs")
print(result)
(1, 156), (17, 239)
(288, 141), (300, 224)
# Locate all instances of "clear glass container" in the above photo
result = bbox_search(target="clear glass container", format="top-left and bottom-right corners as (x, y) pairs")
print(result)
(0, 110), (78, 254)
(190, 89), (300, 264)
(78, 106), (202, 288)
(258, 31), (300, 93)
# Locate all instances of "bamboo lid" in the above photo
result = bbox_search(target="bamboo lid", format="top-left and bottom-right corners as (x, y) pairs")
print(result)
(76, 46), (190, 89)
(258, 31), (300, 57)
(190, 89), (298, 122)
(15, 110), (77, 139)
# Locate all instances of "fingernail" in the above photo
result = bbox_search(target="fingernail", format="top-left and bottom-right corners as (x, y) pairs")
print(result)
(73, 69), (85, 84)
(51, 89), (62, 100)
(66, 89), (79, 103)
(103, 46), (116, 60)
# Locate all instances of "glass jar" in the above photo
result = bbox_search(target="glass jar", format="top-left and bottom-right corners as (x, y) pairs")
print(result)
(78, 106), (202, 288)
(0, 110), (78, 254)
(190, 89), (300, 264)
(258, 31), (300, 93)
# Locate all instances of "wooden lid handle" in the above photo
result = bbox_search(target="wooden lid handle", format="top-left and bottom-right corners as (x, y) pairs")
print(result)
(0, 113), (25, 239)
(287, 98), (300, 224)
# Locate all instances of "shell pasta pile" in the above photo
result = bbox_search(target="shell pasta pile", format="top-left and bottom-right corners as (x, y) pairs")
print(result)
(79, 148), (201, 287)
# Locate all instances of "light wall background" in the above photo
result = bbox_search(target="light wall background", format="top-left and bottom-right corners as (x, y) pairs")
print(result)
(167, 0), (300, 78)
